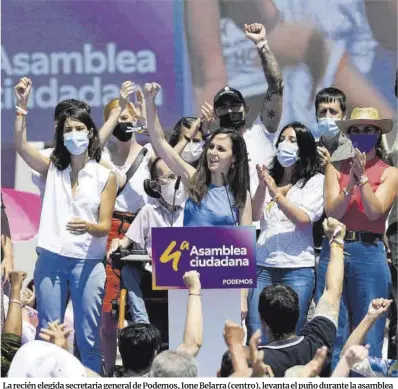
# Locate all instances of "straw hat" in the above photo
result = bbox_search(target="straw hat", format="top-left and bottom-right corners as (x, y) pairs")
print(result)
(336, 107), (393, 134)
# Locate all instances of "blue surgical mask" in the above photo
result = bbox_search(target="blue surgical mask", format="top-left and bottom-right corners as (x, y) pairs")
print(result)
(64, 131), (90, 155)
(316, 118), (341, 139)
(276, 142), (299, 167)
(350, 134), (379, 154)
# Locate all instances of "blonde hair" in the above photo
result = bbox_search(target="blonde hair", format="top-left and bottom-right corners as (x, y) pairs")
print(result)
(103, 99), (135, 122)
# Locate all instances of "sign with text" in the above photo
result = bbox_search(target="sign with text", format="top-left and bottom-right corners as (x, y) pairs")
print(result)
(152, 226), (257, 290)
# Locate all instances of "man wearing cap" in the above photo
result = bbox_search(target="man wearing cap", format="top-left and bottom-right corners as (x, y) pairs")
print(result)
(317, 106), (397, 370)
(213, 23), (283, 200)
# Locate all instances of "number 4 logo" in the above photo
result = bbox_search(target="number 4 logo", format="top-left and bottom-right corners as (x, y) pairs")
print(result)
(160, 240), (190, 271)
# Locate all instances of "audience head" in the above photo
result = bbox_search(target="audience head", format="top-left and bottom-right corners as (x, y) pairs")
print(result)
(258, 284), (299, 340)
(214, 86), (248, 132)
(336, 107), (392, 157)
(7, 340), (97, 377)
(144, 158), (186, 207)
(189, 128), (249, 208)
(51, 107), (101, 170)
(150, 350), (198, 377)
(270, 122), (319, 187)
(118, 323), (161, 374)
(169, 117), (205, 165)
(103, 98), (138, 143)
(314, 87), (346, 140)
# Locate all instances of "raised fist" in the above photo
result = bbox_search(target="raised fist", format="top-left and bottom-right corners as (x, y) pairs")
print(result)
(244, 23), (267, 44)
(143, 82), (161, 99)
(322, 217), (346, 241)
(183, 270), (201, 294)
(15, 77), (32, 107)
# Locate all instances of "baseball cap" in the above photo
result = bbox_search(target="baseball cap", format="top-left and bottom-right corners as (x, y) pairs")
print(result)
(214, 86), (246, 109)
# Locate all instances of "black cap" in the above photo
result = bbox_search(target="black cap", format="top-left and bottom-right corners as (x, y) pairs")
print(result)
(214, 86), (246, 108)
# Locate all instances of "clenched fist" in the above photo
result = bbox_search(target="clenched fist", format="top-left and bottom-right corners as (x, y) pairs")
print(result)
(323, 217), (346, 241)
(244, 23), (267, 44)
(15, 77), (32, 107)
(143, 82), (161, 99)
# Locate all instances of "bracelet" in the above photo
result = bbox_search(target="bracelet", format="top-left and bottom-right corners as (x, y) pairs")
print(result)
(183, 135), (192, 142)
(256, 39), (268, 50)
(358, 176), (369, 186)
(330, 238), (344, 248)
(189, 293), (201, 296)
(343, 185), (356, 197)
(15, 106), (28, 115)
(9, 299), (23, 306)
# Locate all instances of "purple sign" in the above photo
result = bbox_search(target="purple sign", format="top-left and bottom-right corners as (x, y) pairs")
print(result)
(152, 226), (257, 290)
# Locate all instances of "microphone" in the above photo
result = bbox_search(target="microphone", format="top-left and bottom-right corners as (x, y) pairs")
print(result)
(171, 176), (182, 227)
(221, 173), (237, 226)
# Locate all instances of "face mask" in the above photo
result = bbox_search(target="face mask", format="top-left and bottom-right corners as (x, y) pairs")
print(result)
(113, 122), (134, 142)
(276, 141), (299, 167)
(316, 118), (341, 139)
(161, 179), (185, 207)
(181, 141), (204, 164)
(63, 131), (89, 155)
(219, 112), (246, 130)
(350, 134), (379, 153)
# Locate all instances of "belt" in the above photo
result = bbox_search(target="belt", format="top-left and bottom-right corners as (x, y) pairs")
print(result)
(344, 230), (383, 244)
(112, 211), (137, 225)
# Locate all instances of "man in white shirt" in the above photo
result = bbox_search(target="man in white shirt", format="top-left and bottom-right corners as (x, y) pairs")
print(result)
(108, 158), (185, 324)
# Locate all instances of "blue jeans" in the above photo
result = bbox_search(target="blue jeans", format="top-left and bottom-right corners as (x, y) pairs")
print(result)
(34, 249), (105, 374)
(247, 266), (315, 345)
(315, 239), (391, 370)
(121, 264), (149, 323)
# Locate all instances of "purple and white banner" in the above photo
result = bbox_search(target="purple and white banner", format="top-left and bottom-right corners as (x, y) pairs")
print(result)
(152, 226), (257, 290)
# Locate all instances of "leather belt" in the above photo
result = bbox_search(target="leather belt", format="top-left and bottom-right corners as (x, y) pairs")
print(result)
(344, 230), (383, 244)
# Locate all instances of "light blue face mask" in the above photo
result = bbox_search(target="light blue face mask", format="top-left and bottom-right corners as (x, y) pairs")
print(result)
(64, 131), (90, 155)
(276, 141), (299, 167)
(313, 117), (341, 140)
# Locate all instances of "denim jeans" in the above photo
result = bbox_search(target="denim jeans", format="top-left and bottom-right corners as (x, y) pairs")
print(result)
(315, 239), (391, 370)
(34, 249), (105, 374)
(247, 266), (315, 345)
(121, 263), (149, 323)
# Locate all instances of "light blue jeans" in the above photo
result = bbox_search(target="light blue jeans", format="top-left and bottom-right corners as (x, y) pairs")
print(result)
(121, 263), (149, 323)
(34, 248), (105, 374)
(247, 266), (315, 345)
(315, 239), (391, 371)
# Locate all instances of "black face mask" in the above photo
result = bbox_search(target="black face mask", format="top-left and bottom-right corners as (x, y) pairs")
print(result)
(218, 112), (246, 130)
(113, 122), (134, 142)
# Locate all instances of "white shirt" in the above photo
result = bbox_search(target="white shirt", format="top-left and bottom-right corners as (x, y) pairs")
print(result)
(257, 173), (324, 268)
(125, 202), (184, 256)
(37, 160), (112, 259)
(31, 148), (54, 200)
(102, 144), (152, 213)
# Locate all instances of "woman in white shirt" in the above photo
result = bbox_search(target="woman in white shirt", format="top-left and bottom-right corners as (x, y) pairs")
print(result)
(14, 77), (117, 375)
(247, 122), (324, 344)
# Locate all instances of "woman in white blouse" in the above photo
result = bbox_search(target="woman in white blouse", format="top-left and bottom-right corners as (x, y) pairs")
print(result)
(247, 122), (324, 344)
(14, 77), (117, 375)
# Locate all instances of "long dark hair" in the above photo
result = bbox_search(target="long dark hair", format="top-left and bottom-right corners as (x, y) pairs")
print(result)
(270, 122), (320, 188)
(188, 128), (249, 208)
(51, 107), (102, 170)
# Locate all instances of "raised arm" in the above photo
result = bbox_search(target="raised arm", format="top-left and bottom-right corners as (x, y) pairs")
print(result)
(244, 23), (283, 134)
(1, 199), (14, 284)
(98, 81), (136, 147)
(177, 271), (203, 357)
(352, 150), (398, 221)
(14, 78), (50, 175)
(314, 218), (346, 324)
(144, 83), (196, 187)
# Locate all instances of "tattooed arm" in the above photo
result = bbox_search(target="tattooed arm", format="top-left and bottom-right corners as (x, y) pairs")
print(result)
(244, 23), (283, 134)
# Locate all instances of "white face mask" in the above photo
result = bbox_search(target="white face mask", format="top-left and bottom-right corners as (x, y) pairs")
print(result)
(63, 131), (89, 155)
(161, 179), (186, 207)
(181, 141), (204, 164)
(316, 117), (341, 139)
(276, 141), (299, 167)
